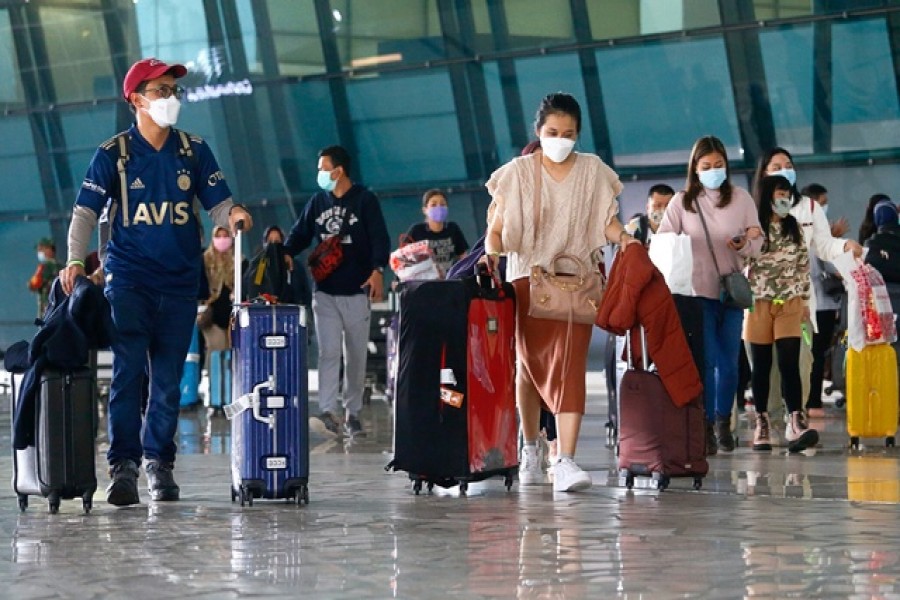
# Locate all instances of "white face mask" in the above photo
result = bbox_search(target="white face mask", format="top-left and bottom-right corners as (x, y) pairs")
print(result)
(142, 95), (181, 128)
(540, 137), (576, 163)
(648, 209), (665, 226)
(37, 251), (47, 263)
(820, 203), (828, 216)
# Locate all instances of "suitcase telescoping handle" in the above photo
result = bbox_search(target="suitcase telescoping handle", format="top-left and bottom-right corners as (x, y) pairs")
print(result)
(475, 262), (505, 297)
(625, 326), (649, 371)
(233, 218), (245, 309)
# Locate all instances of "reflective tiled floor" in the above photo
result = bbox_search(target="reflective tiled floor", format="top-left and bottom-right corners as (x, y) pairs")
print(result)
(3, 381), (900, 599)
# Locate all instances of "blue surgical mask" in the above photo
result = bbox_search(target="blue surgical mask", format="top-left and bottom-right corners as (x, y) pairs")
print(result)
(770, 168), (797, 186)
(317, 170), (337, 192)
(426, 206), (448, 223)
(697, 168), (727, 190)
(772, 198), (793, 217)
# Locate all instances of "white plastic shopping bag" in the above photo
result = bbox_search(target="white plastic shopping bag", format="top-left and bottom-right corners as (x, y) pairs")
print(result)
(390, 240), (442, 281)
(832, 251), (897, 351)
(647, 232), (693, 296)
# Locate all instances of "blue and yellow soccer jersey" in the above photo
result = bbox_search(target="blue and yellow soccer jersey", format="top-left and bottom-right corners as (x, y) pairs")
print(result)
(75, 125), (232, 294)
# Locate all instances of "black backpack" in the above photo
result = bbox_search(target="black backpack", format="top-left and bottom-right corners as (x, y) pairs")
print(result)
(244, 242), (293, 303)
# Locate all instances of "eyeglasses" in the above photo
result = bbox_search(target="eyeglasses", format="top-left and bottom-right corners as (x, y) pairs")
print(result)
(142, 84), (185, 100)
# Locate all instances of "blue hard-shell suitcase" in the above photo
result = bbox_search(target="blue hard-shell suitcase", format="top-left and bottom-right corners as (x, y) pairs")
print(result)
(179, 324), (201, 409)
(207, 349), (231, 411)
(227, 303), (309, 506)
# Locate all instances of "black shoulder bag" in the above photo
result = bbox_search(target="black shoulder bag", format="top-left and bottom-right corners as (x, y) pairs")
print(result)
(695, 200), (753, 309)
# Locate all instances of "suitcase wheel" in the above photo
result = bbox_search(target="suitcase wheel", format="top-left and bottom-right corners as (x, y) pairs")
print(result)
(887, 437), (896, 448)
(692, 477), (703, 491)
(412, 479), (423, 495)
(620, 470), (635, 490)
(82, 496), (92, 514)
(48, 493), (60, 515)
(238, 486), (253, 507)
(654, 476), (669, 492)
(427, 482), (435, 493)
(17, 494), (27, 513)
(850, 436), (860, 450)
(459, 481), (468, 496)
(293, 484), (309, 505)
(504, 474), (513, 491)
(835, 398), (846, 409)
(230, 487), (237, 503)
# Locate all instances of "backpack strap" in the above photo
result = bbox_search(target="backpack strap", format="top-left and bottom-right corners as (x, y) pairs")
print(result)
(638, 214), (650, 245)
(176, 129), (198, 171)
(115, 133), (130, 226)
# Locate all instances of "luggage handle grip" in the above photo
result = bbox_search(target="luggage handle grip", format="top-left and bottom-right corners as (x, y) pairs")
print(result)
(625, 326), (649, 371)
(233, 219), (245, 310)
(223, 377), (276, 429)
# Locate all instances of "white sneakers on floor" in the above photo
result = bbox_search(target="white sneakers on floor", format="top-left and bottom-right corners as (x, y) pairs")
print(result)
(552, 457), (592, 492)
(518, 446), (546, 485)
(519, 445), (592, 492)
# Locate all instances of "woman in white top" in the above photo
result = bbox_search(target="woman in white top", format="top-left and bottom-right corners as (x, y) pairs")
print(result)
(750, 147), (863, 421)
(483, 92), (637, 494)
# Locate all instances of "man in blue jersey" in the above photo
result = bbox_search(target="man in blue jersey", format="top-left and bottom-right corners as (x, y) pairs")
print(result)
(59, 58), (253, 506)
(284, 146), (390, 438)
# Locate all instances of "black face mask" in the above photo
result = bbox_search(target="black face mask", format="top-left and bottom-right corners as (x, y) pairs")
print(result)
(265, 240), (284, 249)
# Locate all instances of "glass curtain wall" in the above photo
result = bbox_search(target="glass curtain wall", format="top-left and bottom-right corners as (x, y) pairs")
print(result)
(2, 0), (900, 345)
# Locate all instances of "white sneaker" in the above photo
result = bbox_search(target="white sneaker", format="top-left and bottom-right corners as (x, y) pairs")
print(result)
(518, 447), (546, 485)
(552, 458), (592, 492)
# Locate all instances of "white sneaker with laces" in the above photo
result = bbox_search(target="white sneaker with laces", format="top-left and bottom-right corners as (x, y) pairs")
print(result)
(552, 457), (592, 492)
(518, 446), (546, 485)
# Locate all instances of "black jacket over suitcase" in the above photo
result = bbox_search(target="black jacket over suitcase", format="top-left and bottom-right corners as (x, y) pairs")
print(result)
(5, 276), (110, 514)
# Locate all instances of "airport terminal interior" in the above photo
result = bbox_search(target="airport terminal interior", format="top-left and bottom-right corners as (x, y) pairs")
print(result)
(3, 382), (900, 597)
(2, 0), (900, 597)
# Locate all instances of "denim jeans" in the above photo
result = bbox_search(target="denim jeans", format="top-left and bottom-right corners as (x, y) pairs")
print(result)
(700, 298), (744, 422)
(105, 286), (196, 465)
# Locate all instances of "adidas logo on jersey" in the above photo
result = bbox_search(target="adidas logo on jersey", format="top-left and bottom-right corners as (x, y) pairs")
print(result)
(129, 177), (145, 190)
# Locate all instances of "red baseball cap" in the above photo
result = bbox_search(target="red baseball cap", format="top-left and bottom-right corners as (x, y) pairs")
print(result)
(122, 58), (188, 100)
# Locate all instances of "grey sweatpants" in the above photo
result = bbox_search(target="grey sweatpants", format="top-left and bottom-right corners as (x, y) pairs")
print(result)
(312, 291), (370, 418)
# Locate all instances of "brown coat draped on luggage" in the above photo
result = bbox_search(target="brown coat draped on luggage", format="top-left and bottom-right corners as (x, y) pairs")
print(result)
(596, 243), (702, 407)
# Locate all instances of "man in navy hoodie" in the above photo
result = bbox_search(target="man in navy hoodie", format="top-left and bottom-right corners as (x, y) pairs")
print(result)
(284, 145), (390, 438)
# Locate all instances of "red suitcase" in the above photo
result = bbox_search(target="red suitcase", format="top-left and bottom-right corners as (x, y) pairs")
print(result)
(617, 328), (708, 491)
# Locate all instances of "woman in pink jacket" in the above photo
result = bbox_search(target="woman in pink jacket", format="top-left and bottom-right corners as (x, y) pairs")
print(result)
(657, 136), (763, 455)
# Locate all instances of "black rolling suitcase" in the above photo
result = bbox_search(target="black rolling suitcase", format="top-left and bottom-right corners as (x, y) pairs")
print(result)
(12, 368), (98, 513)
(386, 276), (518, 495)
(672, 294), (704, 375)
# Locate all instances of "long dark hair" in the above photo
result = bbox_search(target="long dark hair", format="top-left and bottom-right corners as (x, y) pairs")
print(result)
(756, 175), (802, 250)
(859, 193), (892, 243)
(533, 92), (582, 135)
(683, 135), (732, 212)
(752, 147), (800, 206)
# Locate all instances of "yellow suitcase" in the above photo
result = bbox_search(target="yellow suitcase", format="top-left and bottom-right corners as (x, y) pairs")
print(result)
(846, 344), (899, 449)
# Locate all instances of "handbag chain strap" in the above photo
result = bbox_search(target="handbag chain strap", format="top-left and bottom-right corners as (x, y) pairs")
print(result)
(693, 197), (725, 279)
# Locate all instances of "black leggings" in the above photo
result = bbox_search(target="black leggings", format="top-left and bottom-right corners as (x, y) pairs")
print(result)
(807, 309), (837, 409)
(751, 338), (802, 414)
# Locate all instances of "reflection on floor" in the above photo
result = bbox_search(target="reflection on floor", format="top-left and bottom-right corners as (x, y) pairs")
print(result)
(3, 386), (900, 598)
